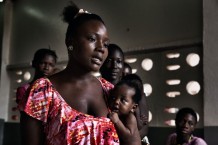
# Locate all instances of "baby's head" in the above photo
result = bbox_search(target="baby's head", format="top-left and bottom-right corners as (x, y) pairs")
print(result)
(110, 80), (141, 116)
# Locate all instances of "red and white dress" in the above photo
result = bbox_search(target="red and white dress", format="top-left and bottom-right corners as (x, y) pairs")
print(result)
(20, 77), (119, 145)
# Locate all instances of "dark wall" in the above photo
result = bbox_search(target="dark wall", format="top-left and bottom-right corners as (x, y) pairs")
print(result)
(3, 123), (21, 145)
(0, 119), (4, 145)
(2, 123), (209, 145)
(204, 126), (218, 145)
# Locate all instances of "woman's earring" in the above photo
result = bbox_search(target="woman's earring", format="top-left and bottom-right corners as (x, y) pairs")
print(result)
(68, 45), (73, 51)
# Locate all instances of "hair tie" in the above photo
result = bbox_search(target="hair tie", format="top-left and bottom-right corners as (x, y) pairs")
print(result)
(74, 9), (90, 19)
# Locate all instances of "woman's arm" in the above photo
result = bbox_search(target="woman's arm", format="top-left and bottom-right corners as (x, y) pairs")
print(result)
(20, 112), (45, 145)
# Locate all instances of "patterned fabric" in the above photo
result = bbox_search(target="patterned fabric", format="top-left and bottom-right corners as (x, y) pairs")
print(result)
(98, 77), (114, 108)
(22, 78), (119, 145)
(98, 77), (114, 91)
(166, 133), (207, 145)
(16, 83), (30, 110)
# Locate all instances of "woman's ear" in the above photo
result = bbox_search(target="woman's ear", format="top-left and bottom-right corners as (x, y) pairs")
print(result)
(130, 104), (138, 113)
(66, 35), (77, 47)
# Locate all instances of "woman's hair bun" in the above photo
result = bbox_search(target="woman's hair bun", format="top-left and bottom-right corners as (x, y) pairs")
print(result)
(62, 1), (80, 24)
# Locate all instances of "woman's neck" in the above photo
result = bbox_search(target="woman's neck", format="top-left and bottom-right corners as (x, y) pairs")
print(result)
(63, 65), (93, 80)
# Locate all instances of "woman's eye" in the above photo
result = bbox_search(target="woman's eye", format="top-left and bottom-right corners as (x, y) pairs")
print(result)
(104, 44), (108, 48)
(88, 36), (96, 42)
(117, 60), (122, 64)
(188, 122), (194, 126)
(104, 43), (109, 48)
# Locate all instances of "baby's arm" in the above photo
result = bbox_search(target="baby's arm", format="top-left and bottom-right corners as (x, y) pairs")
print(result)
(109, 112), (138, 141)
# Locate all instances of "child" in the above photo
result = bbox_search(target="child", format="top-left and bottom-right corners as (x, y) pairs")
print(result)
(16, 48), (57, 110)
(109, 80), (142, 145)
(122, 74), (150, 145)
(166, 107), (207, 145)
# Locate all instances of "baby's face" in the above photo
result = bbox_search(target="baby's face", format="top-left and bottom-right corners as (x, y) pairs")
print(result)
(110, 84), (136, 116)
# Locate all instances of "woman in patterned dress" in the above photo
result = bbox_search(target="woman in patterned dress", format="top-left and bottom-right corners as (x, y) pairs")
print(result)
(20, 1), (119, 145)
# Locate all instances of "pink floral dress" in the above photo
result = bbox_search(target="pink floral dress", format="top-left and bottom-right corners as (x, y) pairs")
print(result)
(20, 77), (119, 145)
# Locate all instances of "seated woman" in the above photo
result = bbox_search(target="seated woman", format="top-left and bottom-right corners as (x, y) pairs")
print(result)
(20, 1), (119, 145)
(166, 107), (207, 145)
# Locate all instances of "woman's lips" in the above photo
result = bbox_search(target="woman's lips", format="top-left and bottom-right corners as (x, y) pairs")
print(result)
(91, 57), (102, 65)
(111, 72), (118, 75)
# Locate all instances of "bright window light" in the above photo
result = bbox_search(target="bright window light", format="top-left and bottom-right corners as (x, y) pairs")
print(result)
(166, 65), (180, 71)
(16, 70), (23, 75)
(148, 111), (152, 122)
(186, 53), (200, 67)
(24, 71), (31, 81)
(165, 119), (175, 126)
(166, 79), (181, 85)
(186, 81), (201, 95)
(196, 112), (200, 122)
(166, 91), (181, 98)
(132, 69), (137, 74)
(164, 107), (179, 113)
(143, 83), (152, 96)
(166, 53), (180, 59)
(141, 58), (153, 71)
(125, 58), (137, 63)
(16, 79), (22, 83)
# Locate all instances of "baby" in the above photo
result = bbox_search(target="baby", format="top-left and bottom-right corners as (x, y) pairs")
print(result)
(109, 80), (142, 145)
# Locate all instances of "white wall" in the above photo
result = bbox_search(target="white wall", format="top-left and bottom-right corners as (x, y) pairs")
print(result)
(0, 0), (13, 121)
(203, 0), (218, 126)
(9, 0), (202, 65)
